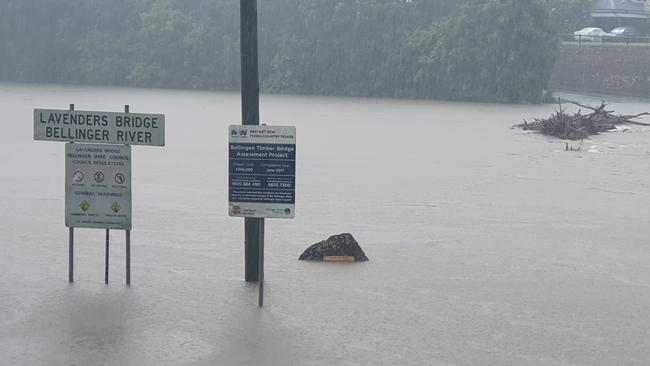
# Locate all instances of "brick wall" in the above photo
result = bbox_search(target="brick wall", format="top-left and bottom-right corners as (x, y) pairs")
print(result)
(550, 44), (650, 98)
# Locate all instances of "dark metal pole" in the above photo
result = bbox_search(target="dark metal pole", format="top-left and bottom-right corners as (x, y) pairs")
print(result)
(124, 104), (131, 286)
(126, 230), (131, 285)
(105, 229), (109, 284)
(68, 103), (75, 284)
(258, 220), (265, 307)
(69, 227), (74, 283)
(241, 0), (262, 282)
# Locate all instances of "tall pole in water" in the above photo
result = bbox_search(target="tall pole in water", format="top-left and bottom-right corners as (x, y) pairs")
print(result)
(240, 0), (262, 282)
(69, 103), (75, 284)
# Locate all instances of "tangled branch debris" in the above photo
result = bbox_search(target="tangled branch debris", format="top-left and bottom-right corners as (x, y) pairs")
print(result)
(516, 101), (650, 140)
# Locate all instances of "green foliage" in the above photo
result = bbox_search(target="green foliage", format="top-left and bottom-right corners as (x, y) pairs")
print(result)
(260, 0), (443, 98)
(129, 0), (195, 87)
(409, 0), (559, 103)
(0, 0), (562, 103)
(77, 31), (130, 85)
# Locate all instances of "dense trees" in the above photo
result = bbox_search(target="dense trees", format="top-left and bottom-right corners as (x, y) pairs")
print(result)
(258, 0), (458, 98)
(409, 0), (559, 102)
(0, 0), (583, 103)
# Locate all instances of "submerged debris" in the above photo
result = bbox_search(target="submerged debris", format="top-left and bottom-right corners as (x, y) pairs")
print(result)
(516, 101), (649, 140)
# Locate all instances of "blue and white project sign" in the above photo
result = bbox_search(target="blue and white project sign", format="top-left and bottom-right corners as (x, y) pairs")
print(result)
(228, 125), (296, 219)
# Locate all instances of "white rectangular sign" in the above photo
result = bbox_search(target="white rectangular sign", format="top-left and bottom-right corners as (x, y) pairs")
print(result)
(65, 143), (132, 230)
(34, 109), (165, 146)
(229, 125), (296, 219)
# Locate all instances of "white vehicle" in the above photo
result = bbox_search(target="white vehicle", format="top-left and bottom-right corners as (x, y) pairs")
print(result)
(573, 27), (607, 42)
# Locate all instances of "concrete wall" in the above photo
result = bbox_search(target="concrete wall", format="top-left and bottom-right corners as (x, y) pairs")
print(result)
(550, 44), (650, 98)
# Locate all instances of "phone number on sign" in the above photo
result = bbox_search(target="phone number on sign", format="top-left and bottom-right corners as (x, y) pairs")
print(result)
(231, 181), (261, 188)
(267, 182), (292, 189)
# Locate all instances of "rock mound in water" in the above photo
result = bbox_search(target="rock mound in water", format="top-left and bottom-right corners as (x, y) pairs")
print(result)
(299, 233), (368, 262)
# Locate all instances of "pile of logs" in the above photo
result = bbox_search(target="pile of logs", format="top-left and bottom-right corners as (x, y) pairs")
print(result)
(517, 101), (649, 140)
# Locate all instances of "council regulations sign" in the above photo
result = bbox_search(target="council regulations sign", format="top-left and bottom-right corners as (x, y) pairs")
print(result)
(34, 109), (165, 146)
(65, 143), (132, 230)
(228, 125), (296, 219)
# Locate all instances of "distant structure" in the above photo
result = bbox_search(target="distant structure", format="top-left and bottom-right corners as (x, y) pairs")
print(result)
(592, 0), (649, 31)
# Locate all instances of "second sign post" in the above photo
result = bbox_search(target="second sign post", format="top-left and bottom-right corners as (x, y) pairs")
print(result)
(229, 125), (297, 307)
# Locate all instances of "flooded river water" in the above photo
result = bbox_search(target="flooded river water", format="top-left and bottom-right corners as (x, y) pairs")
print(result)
(1, 83), (649, 365)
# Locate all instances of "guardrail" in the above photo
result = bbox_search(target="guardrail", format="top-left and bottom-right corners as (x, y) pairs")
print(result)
(559, 33), (650, 46)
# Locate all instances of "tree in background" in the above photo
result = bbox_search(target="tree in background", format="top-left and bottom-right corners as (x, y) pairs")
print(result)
(0, 0), (80, 82)
(258, 0), (458, 98)
(0, 0), (562, 103)
(74, 1), (144, 85)
(409, 0), (558, 103)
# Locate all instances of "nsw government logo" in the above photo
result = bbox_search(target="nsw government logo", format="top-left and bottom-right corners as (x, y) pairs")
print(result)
(230, 204), (241, 215)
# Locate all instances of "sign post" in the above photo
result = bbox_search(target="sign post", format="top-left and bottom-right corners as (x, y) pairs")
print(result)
(240, 0), (263, 284)
(68, 103), (75, 283)
(69, 225), (74, 283)
(125, 105), (131, 286)
(229, 125), (297, 306)
(35, 104), (164, 285)
(258, 220), (264, 307)
(105, 229), (109, 284)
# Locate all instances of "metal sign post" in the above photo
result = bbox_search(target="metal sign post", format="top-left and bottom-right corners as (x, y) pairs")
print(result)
(69, 227), (74, 283)
(125, 104), (131, 286)
(258, 220), (265, 307)
(69, 103), (75, 284)
(63, 106), (133, 284)
(240, 0), (262, 285)
(104, 105), (130, 285)
(35, 102), (162, 285)
(229, 125), (296, 307)
(105, 229), (109, 284)
(126, 229), (131, 286)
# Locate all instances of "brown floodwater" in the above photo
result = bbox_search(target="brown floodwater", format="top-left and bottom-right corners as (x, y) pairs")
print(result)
(1, 83), (649, 365)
